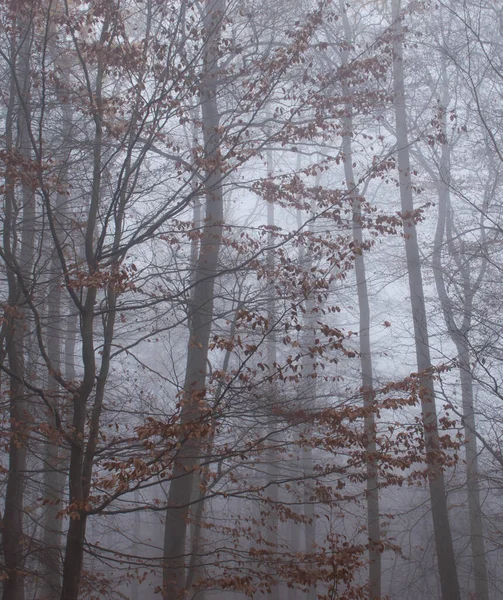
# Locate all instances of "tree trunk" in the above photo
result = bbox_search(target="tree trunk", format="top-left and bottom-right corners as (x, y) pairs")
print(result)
(298, 175), (317, 600)
(391, 3), (460, 598)
(163, 2), (225, 596)
(431, 64), (488, 598)
(2, 14), (34, 599)
(339, 3), (381, 597)
(41, 44), (73, 599)
(288, 517), (300, 600)
(185, 297), (241, 599)
(302, 443), (316, 600)
(60, 19), (112, 600)
(265, 158), (279, 600)
(132, 488), (141, 600)
(458, 350), (489, 600)
(41, 262), (65, 599)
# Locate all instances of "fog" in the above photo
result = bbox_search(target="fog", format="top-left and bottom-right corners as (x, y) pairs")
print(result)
(0, 1), (502, 599)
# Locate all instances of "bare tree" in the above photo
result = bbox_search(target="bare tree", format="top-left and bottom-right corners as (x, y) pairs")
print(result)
(163, 1), (225, 596)
(339, 2), (381, 596)
(2, 5), (34, 597)
(391, 2), (460, 598)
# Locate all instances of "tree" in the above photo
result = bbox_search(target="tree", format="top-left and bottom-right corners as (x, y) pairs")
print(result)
(1, 3), (35, 597)
(391, 2), (460, 598)
(338, 2), (382, 594)
(162, 1), (226, 596)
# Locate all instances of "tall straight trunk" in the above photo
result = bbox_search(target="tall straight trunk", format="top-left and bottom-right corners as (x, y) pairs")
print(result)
(59, 5), (155, 595)
(185, 296), (241, 599)
(41, 252), (65, 599)
(189, 117), (202, 291)
(339, 4), (380, 596)
(64, 303), (78, 384)
(288, 519), (300, 600)
(163, 2), (225, 597)
(303, 316), (316, 598)
(459, 351), (489, 599)
(3, 313), (27, 600)
(297, 172), (317, 600)
(184, 437), (210, 600)
(59, 54), (103, 600)
(41, 49), (73, 600)
(60, 17), (119, 600)
(265, 144), (279, 600)
(131, 488), (141, 600)
(2, 49), (25, 600)
(431, 64), (488, 599)
(184, 141), (209, 600)
(391, 3), (460, 598)
(302, 443), (315, 600)
(2, 13), (34, 599)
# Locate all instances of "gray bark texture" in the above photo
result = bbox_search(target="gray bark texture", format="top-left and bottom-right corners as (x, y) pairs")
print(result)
(60, 14), (122, 600)
(298, 185), (318, 600)
(163, 2), (225, 596)
(265, 139), (280, 600)
(2, 13), (34, 599)
(431, 65), (489, 600)
(392, 2), (460, 598)
(339, 3), (381, 597)
(40, 41), (73, 600)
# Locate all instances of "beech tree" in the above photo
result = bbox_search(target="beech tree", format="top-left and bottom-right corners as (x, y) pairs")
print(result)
(2, 4), (33, 599)
(390, 2), (460, 598)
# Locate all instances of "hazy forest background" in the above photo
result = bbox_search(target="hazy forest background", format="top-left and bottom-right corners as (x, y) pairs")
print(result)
(0, 0), (502, 598)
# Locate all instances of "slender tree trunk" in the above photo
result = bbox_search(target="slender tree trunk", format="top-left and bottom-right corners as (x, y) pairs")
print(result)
(59, 4), (152, 595)
(2, 14), (34, 599)
(41, 47), (74, 599)
(302, 443), (316, 600)
(184, 136), (208, 600)
(185, 454), (208, 600)
(60, 19), (114, 600)
(2, 89), (26, 600)
(298, 178), (317, 600)
(132, 488), (141, 600)
(3, 327), (27, 600)
(265, 145), (279, 600)
(163, 3), (225, 596)
(41, 262), (65, 599)
(458, 350), (489, 600)
(185, 298), (241, 599)
(64, 304), (78, 384)
(288, 518), (300, 600)
(391, 3), (460, 598)
(431, 67), (488, 598)
(60, 207), (119, 600)
(338, 4), (381, 597)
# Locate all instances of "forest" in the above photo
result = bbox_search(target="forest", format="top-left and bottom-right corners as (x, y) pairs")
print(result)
(0, 0), (501, 598)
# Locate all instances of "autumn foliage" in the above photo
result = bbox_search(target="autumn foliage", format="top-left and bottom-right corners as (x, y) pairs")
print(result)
(0, 1), (470, 600)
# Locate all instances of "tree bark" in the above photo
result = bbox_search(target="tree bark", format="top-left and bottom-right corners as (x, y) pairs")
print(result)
(41, 42), (73, 600)
(60, 17), (115, 600)
(431, 64), (488, 599)
(265, 145), (279, 600)
(132, 488), (141, 600)
(298, 178), (317, 600)
(2, 13), (34, 599)
(163, 2), (225, 596)
(339, 3), (381, 597)
(391, 2), (460, 598)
